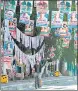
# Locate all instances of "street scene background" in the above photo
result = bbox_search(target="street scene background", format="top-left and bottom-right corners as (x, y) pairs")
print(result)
(0, 0), (77, 90)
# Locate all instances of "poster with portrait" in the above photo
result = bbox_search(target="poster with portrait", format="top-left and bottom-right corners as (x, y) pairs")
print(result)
(3, 56), (13, 69)
(57, 1), (72, 13)
(3, 41), (14, 56)
(25, 20), (34, 35)
(4, 9), (14, 21)
(0, 1), (4, 10)
(4, 19), (12, 42)
(55, 28), (60, 37)
(20, 1), (26, 14)
(64, 1), (72, 13)
(9, 18), (17, 39)
(40, 27), (50, 37)
(20, 1), (30, 24)
(20, 1), (33, 15)
(68, 11), (77, 28)
(36, 11), (49, 27)
(62, 38), (70, 48)
(19, 13), (30, 24)
(57, 1), (62, 9)
(26, 1), (33, 15)
(59, 22), (70, 37)
(51, 11), (63, 28)
(36, 1), (48, 13)
(55, 22), (72, 38)
(4, 2), (16, 21)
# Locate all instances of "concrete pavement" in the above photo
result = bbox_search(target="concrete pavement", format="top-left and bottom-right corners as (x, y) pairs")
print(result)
(1, 76), (77, 90)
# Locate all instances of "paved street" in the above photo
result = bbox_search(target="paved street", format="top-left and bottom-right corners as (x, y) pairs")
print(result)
(1, 76), (77, 90)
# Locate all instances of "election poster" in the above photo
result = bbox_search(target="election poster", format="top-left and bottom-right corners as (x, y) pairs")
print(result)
(4, 19), (12, 42)
(0, 1), (4, 10)
(58, 22), (69, 37)
(3, 41), (14, 56)
(36, 11), (49, 27)
(19, 13), (30, 24)
(9, 18), (17, 39)
(3, 56), (13, 69)
(57, 1), (72, 13)
(40, 27), (50, 37)
(26, 1), (33, 15)
(4, 1), (16, 21)
(20, 1), (26, 13)
(36, 1), (48, 13)
(51, 11), (63, 28)
(62, 38), (70, 48)
(20, 1), (33, 15)
(20, 1), (30, 24)
(68, 11), (77, 28)
(64, 1), (72, 13)
(55, 22), (72, 38)
(4, 9), (14, 21)
(25, 20), (34, 35)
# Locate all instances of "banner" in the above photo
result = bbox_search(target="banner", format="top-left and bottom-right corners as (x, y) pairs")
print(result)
(51, 11), (63, 28)
(68, 11), (77, 28)
(14, 43), (45, 68)
(25, 20), (34, 35)
(9, 18), (17, 39)
(36, 1), (48, 13)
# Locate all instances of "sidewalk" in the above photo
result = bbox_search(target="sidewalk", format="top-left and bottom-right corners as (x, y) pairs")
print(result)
(1, 76), (77, 90)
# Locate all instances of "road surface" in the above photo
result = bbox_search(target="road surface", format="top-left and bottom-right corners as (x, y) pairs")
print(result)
(1, 76), (77, 90)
